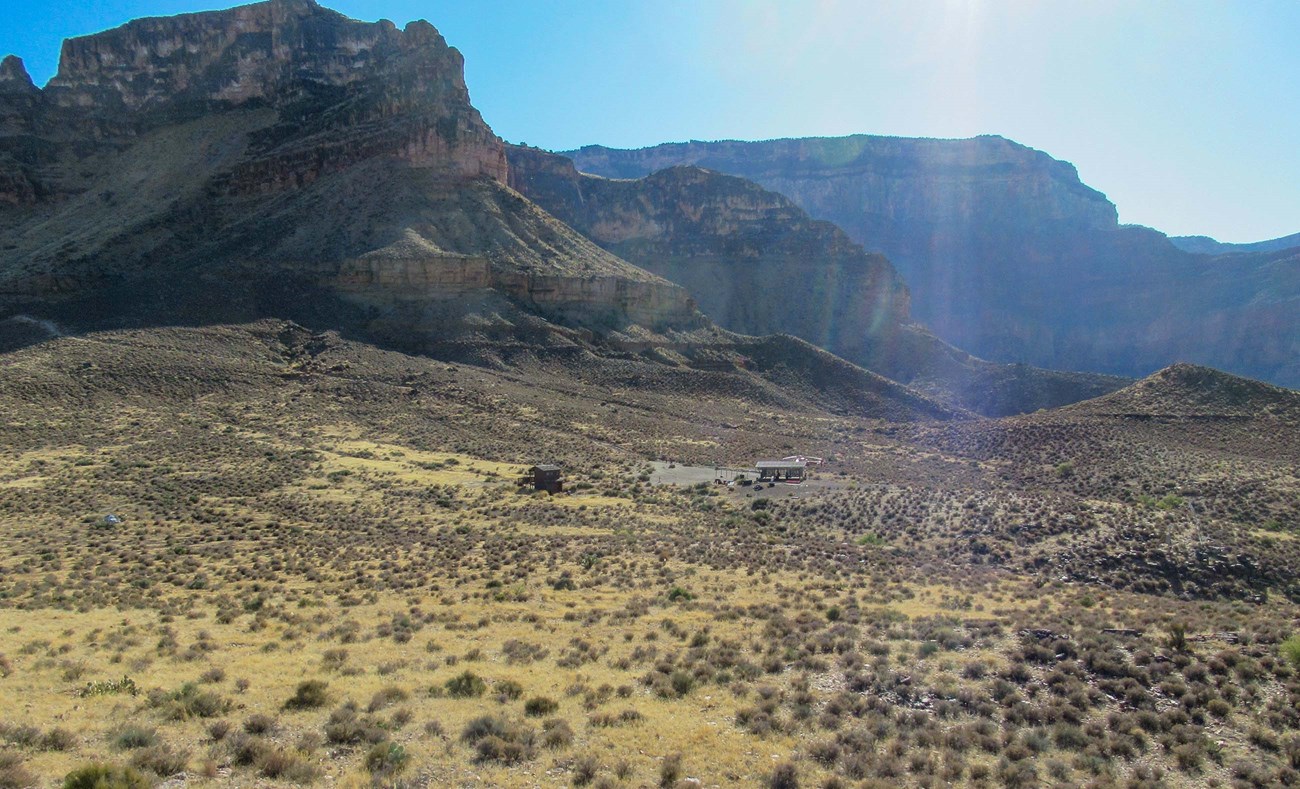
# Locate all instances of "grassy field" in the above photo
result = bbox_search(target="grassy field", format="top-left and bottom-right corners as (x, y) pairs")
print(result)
(1, 323), (1298, 788)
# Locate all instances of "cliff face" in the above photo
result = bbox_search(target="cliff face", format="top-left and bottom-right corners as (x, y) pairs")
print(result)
(0, 0), (705, 352)
(567, 137), (1300, 387)
(6, 0), (506, 198)
(508, 144), (911, 348)
(567, 135), (1118, 240)
(509, 145), (1128, 415)
(48, 0), (425, 111)
(0, 56), (46, 205)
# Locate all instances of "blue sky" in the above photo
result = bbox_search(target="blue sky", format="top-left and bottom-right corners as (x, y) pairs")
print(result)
(2, 0), (1297, 242)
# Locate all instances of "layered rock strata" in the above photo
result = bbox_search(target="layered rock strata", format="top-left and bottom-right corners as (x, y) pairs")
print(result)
(0, 0), (703, 348)
(508, 144), (1128, 415)
(567, 137), (1300, 387)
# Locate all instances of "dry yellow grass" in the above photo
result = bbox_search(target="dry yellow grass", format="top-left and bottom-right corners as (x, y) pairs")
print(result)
(0, 564), (862, 786)
(3, 325), (1299, 788)
(0, 433), (874, 786)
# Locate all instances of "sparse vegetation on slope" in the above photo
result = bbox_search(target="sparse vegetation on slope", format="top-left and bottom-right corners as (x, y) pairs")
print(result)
(0, 323), (1296, 787)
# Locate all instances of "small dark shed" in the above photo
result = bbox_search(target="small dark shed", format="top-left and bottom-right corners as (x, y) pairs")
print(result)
(530, 464), (564, 493)
(756, 459), (807, 482)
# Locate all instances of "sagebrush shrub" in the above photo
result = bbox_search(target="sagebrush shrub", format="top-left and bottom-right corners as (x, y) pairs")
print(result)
(283, 680), (329, 710)
(62, 764), (149, 789)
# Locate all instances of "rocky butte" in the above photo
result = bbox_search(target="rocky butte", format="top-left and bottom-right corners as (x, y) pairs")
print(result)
(0, 0), (714, 361)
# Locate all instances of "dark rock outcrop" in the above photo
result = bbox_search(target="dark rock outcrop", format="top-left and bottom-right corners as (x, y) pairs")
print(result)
(566, 136), (1300, 387)
(0, 0), (711, 352)
(7, 0), (507, 198)
(0, 55), (37, 93)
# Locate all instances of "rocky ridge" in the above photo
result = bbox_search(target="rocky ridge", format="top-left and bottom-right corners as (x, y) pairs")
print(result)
(0, 0), (715, 357)
(508, 144), (1128, 415)
(1063, 363), (1300, 420)
(567, 136), (1300, 387)
(1170, 231), (1300, 256)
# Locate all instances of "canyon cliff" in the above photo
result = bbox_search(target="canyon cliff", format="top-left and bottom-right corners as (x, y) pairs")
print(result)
(0, 1), (974, 422)
(508, 145), (1127, 415)
(567, 136), (1300, 387)
(0, 0), (720, 362)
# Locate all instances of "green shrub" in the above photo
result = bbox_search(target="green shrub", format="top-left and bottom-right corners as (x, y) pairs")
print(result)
(1167, 622), (1189, 652)
(151, 683), (229, 720)
(524, 696), (559, 717)
(1281, 635), (1300, 669)
(494, 679), (524, 701)
(1156, 494), (1185, 511)
(669, 670), (695, 696)
(445, 671), (486, 698)
(283, 680), (329, 710)
(364, 742), (408, 777)
(62, 764), (150, 789)
(109, 727), (157, 751)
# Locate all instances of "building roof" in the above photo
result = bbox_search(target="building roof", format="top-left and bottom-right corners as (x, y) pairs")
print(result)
(756, 459), (807, 469)
(532, 464), (562, 472)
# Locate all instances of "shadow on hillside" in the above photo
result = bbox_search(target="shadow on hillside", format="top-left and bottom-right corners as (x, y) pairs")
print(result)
(0, 273), (392, 358)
